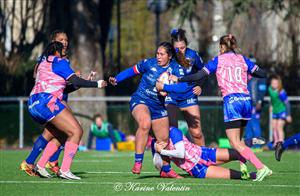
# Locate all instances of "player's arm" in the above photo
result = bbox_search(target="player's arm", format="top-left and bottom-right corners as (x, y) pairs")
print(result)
(162, 82), (190, 93)
(53, 58), (106, 88)
(178, 57), (217, 83)
(158, 127), (185, 159)
(114, 65), (140, 83)
(279, 90), (291, 116)
(244, 56), (267, 78)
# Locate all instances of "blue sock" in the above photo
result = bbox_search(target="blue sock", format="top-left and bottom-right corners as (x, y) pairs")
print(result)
(283, 133), (300, 149)
(135, 153), (144, 163)
(49, 145), (64, 162)
(25, 135), (48, 164)
(161, 165), (171, 173)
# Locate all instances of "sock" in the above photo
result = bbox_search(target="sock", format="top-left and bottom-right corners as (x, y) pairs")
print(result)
(283, 134), (300, 149)
(240, 147), (264, 170)
(135, 153), (144, 163)
(228, 149), (246, 164)
(161, 165), (171, 173)
(37, 141), (59, 168)
(26, 135), (48, 164)
(229, 169), (242, 179)
(61, 141), (79, 172)
(49, 145), (64, 163)
(250, 172), (256, 179)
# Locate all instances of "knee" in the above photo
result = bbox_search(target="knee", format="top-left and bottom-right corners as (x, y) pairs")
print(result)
(138, 121), (151, 132)
(68, 126), (83, 138)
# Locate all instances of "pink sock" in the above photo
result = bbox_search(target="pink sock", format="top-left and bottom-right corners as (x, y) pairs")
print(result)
(61, 141), (78, 172)
(37, 141), (59, 168)
(240, 147), (264, 170)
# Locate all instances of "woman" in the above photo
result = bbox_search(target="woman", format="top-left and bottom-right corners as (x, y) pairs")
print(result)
(20, 30), (96, 176)
(167, 28), (205, 146)
(109, 42), (187, 178)
(28, 41), (106, 180)
(153, 127), (256, 180)
(157, 34), (272, 181)
(268, 75), (292, 161)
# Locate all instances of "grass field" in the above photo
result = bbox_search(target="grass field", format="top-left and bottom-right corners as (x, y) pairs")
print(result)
(0, 150), (299, 195)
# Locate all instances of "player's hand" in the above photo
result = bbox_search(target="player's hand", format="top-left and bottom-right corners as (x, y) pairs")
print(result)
(97, 80), (107, 88)
(87, 71), (97, 80)
(75, 70), (82, 78)
(156, 80), (164, 91)
(193, 86), (202, 96)
(169, 75), (178, 83)
(109, 77), (117, 86)
(155, 141), (167, 153)
(286, 116), (292, 123)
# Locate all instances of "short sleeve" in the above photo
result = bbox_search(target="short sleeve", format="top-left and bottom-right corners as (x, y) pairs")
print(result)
(204, 56), (218, 74)
(243, 56), (257, 73)
(52, 58), (75, 80)
(169, 127), (183, 145)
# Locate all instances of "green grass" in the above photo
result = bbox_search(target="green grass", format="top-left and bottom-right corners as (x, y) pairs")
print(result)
(0, 150), (299, 195)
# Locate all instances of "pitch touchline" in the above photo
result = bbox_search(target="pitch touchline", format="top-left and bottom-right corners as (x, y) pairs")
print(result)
(0, 181), (299, 188)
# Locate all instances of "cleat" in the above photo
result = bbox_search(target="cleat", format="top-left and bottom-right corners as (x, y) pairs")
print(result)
(131, 162), (142, 174)
(240, 163), (250, 180)
(275, 142), (284, 161)
(253, 165), (272, 181)
(252, 137), (266, 145)
(160, 169), (183, 179)
(20, 160), (38, 176)
(58, 169), (81, 180)
(33, 164), (52, 178)
(46, 161), (60, 175)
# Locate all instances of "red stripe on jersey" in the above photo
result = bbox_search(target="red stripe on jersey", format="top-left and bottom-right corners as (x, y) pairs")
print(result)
(133, 65), (140, 74)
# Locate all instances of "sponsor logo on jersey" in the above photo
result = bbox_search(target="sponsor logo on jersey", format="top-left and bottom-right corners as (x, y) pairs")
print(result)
(229, 96), (251, 104)
(151, 67), (157, 72)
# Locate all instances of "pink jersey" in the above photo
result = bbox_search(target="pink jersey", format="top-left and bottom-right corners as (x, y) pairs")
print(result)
(30, 55), (74, 100)
(168, 136), (202, 172)
(204, 53), (257, 97)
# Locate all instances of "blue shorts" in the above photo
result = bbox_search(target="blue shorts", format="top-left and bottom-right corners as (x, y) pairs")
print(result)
(190, 147), (217, 178)
(28, 93), (66, 124)
(165, 96), (198, 108)
(223, 93), (252, 123)
(130, 95), (167, 120)
(272, 111), (287, 120)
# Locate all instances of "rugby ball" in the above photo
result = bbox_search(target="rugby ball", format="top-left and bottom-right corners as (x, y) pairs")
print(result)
(153, 152), (163, 171)
(157, 72), (170, 96)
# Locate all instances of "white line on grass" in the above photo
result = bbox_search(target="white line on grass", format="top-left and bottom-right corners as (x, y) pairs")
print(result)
(0, 180), (299, 188)
(74, 160), (112, 163)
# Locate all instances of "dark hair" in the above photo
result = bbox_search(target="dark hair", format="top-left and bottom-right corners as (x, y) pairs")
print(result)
(34, 41), (64, 75)
(219, 34), (237, 53)
(170, 28), (190, 68)
(49, 29), (67, 41)
(158, 42), (176, 59)
(93, 113), (103, 121)
(170, 28), (188, 45)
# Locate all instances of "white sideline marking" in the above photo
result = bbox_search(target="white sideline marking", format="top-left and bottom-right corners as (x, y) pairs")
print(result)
(74, 160), (112, 163)
(0, 180), (299, 188)
(86, 171), (157, 174)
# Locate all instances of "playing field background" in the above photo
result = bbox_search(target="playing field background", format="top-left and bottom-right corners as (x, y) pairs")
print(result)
(0, 150), (299, 195)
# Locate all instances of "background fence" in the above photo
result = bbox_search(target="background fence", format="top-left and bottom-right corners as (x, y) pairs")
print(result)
(0, 96), (299, 148)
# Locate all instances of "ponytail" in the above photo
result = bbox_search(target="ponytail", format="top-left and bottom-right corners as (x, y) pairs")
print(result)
(219, 34), (237, 53)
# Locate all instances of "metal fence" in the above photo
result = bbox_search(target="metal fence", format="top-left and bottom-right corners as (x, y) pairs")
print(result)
(0, 96), (299, 148)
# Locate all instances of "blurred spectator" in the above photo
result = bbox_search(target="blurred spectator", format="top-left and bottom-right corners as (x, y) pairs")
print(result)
(87, 114), (124, 150)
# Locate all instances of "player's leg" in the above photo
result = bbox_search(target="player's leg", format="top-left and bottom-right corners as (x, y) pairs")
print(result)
(206, 165), (255, 180)
(272, 119), (279, 146)
(47, 108), (83, 180)
(275, 119), (285, 161)
(20, 128), (54, 176)
(181, 105), (205, 146)
(226, 125), (272, 181)
(152, 116), (183, 179)
(166, 104), (178, 127)
(131, 104), (151, 174)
